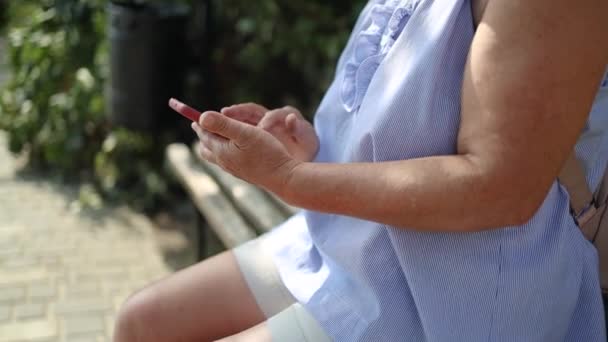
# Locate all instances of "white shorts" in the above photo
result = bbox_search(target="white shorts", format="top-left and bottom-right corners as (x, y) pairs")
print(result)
(233, 235), (332, 342)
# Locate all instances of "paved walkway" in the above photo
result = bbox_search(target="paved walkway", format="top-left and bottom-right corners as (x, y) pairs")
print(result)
(0, 137), (172, 342)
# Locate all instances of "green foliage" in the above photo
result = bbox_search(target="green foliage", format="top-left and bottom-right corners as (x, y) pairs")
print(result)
(0, 0), (365, 211)
(1, 1), (105, 168)
(0, 0), (166, 210)
(214, 0), (366, 115)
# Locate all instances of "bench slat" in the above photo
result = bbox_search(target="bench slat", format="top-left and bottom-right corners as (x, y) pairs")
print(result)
(166, 144), (257, 248)
(191, 144), (287, 233)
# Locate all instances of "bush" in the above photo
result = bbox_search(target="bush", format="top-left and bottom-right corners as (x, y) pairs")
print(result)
(0, 0), (365, 211)
(213, 0), (366, 116)
(0, 0), (168, 210)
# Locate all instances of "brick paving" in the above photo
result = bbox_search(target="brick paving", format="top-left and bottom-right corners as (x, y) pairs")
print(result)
(0, 136), (172, 342)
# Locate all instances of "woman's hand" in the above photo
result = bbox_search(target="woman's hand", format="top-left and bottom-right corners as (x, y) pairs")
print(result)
(191, 111), (299, 194)
(221, 103), (320, 162)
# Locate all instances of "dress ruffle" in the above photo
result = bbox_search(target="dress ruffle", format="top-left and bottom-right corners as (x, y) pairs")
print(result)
(341, 0), (419, 113)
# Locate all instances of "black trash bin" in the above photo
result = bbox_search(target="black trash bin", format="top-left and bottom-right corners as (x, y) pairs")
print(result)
(107, 1), (189, 132)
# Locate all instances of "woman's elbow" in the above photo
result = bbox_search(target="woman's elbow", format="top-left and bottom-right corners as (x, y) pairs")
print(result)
(486, 182), (548, 229)
(459, 154), (555, 230)
(507, 198), (543, 226)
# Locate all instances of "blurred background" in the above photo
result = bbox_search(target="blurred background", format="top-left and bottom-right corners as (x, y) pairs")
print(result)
(0, 0), (365, 340)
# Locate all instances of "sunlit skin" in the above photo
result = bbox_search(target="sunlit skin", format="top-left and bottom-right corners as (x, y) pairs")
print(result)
(114, 0), (608, 341)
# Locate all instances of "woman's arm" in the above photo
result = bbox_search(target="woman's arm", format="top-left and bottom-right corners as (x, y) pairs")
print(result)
(280, 0), (608, 232)
(194, 0), (607, 232)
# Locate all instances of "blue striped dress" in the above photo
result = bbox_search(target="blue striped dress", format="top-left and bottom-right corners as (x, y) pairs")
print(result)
(265, 0), (608, 340)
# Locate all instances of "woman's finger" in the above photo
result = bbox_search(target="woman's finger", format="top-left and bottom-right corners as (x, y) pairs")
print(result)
(259, 108), (292, 130)
(200, 111), (255, 145)
(221, 103), (267, 125)
(285, 113), (298, 136)
(222, 102), (267, 115)
(200, 129), (228, 151)
(192, 122), (227, 153)
(197, 141), (216, 164)
(289, 114), (316, 144)
(191, 122), (204, 140)
(282, 106), (304, 120)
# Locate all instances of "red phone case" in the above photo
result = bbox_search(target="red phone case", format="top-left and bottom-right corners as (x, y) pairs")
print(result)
(168, 98), (202, 122)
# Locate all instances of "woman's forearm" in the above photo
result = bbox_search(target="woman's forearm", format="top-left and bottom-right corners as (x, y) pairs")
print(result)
(281, 155), (540, 232)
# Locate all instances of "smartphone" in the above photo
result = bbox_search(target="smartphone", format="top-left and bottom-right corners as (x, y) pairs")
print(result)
(168, 98), (202, 122)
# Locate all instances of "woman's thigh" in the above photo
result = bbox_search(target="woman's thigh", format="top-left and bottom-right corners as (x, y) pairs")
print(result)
(114, 250), (266, 342)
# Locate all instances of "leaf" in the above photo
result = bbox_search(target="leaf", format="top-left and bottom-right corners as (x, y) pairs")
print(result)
(76, 67), (95, 90)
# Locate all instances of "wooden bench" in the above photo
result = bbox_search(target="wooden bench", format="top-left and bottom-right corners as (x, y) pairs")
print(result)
(165, 143), (298, 258)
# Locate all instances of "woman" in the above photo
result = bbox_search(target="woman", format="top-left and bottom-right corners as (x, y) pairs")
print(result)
(114, 0), (608, 340)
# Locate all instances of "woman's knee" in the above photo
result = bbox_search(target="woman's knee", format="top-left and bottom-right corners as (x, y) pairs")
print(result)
(113, 287), (163, 342)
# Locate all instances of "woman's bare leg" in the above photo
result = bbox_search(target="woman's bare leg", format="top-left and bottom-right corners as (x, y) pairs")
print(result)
(113, 250), (265, 342)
